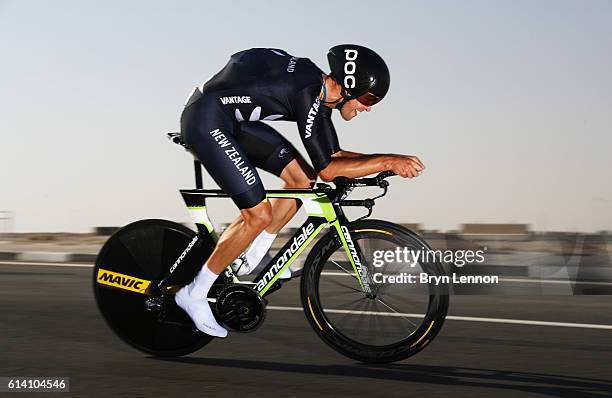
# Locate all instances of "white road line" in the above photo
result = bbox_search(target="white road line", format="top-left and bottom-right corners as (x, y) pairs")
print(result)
(0, 260), (93, 268)
(1, 260), (611, 330)
(320, 272), (612, 286)
(0, 262), (610, 287)
(500, 278), (612, 286)
(267, 306), (612, 330)
(1, 261), (611, 287)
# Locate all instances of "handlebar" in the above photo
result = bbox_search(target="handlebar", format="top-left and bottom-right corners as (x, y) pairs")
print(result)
(328, 171), (397, 216)
(340, 199), (375, 208)
(332, 171), (396, 189)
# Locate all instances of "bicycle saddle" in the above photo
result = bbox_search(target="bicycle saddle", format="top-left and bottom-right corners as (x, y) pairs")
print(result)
(166, 132), (190, 150)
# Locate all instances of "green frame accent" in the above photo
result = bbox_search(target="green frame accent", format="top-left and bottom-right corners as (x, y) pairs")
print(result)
(257, 222), (327, 296)
(265, 192), (337, 222)
(331, 220), (368, 291)
(186, 205), (216, 237)
(182, 190), (368, 296)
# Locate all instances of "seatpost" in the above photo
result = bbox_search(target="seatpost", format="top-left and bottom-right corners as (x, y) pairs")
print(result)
(194, 160), (203, 189)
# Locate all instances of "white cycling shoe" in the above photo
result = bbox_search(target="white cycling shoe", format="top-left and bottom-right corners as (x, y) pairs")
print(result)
(232, 253), (291, 279)
(175, 286), (228, 338)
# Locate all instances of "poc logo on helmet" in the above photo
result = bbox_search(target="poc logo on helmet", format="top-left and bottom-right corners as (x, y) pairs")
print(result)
(343, 49), (358, 88)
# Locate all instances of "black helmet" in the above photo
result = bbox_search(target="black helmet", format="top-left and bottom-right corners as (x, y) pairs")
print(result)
(327, 44), (390, 106)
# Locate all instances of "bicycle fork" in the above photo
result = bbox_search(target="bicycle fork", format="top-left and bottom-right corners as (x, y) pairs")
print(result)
(333, 219), (377, 298)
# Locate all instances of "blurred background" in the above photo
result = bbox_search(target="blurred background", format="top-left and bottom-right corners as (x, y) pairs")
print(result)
(1, 0), (611, 234)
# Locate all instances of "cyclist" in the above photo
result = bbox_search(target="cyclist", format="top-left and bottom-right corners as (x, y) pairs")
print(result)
(175, 45), (425, 337)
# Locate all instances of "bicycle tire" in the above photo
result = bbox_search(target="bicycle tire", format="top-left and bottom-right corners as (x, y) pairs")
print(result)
(300, 219), (449, 363)
(93, 219), (216, 357)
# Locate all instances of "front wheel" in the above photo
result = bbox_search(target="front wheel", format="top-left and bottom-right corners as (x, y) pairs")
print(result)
(300, 220), (449, 363)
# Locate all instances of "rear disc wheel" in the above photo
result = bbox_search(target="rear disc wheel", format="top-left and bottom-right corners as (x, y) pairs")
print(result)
(93, 219), (217, 357)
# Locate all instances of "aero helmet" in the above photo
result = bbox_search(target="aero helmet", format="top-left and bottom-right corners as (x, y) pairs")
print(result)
(327, 44), (390, 106)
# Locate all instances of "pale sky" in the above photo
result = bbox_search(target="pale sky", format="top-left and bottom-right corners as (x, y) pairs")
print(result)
(1, 0), (611, 233)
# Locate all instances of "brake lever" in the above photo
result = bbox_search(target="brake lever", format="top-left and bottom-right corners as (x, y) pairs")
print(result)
(371, 184), (388, 201)
(355, 201), (374, 221)
(353, 185), (386, 221)
(355, 208), (373, 221)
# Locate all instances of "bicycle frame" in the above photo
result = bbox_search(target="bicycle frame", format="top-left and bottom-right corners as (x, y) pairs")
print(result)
(179, 188), (375, 297)
(96, 160), (378, 298)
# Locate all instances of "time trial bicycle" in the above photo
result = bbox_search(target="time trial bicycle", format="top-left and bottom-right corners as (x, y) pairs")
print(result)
(92, 133), (449, 363)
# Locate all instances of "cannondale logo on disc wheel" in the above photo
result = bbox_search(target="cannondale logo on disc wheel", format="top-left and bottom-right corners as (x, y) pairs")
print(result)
(169, 235), (199, 273)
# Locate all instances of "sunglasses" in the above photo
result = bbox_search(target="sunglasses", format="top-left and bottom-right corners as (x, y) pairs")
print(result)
(355, 92), (383, 106)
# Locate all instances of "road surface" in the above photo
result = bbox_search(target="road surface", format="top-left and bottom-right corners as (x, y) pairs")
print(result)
(1, 260), (611, 397)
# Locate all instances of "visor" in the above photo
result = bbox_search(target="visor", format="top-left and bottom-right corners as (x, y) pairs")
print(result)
(355, 91), (383, 106)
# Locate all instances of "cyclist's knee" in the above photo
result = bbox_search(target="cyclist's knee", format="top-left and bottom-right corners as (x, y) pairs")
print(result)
(281, 159), (316, 189)
(242, 200), (272, 231)
(283, 175), (315, 189)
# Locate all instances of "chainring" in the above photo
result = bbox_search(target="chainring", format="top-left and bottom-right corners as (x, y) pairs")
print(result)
(216, 285), (266, 332)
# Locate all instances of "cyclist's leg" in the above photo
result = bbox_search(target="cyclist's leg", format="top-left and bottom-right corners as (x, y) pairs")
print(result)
(231, 121), (316, 276)
(178, 100), (272, 336)
(236, 121), (317, 234)
(182, 105), (273, 274)
(271, 157), (317, 232)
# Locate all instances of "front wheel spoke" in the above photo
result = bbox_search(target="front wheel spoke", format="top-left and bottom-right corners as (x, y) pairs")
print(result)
(319, 287), (362, 299)
(333, 295), (371, 310)
(324, 273), (362, 293)
(330, 260), (359, 281)
(331, 296), (373, 328)
(374, 296), (418, 329)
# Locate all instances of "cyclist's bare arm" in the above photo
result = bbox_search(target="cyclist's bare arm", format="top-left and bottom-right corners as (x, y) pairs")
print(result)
(331, 150), (362, 158)
(319, 151), (424, 180)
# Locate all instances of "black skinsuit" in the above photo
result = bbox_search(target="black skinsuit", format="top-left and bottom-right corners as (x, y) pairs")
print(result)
(180, 48), (340, 208)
